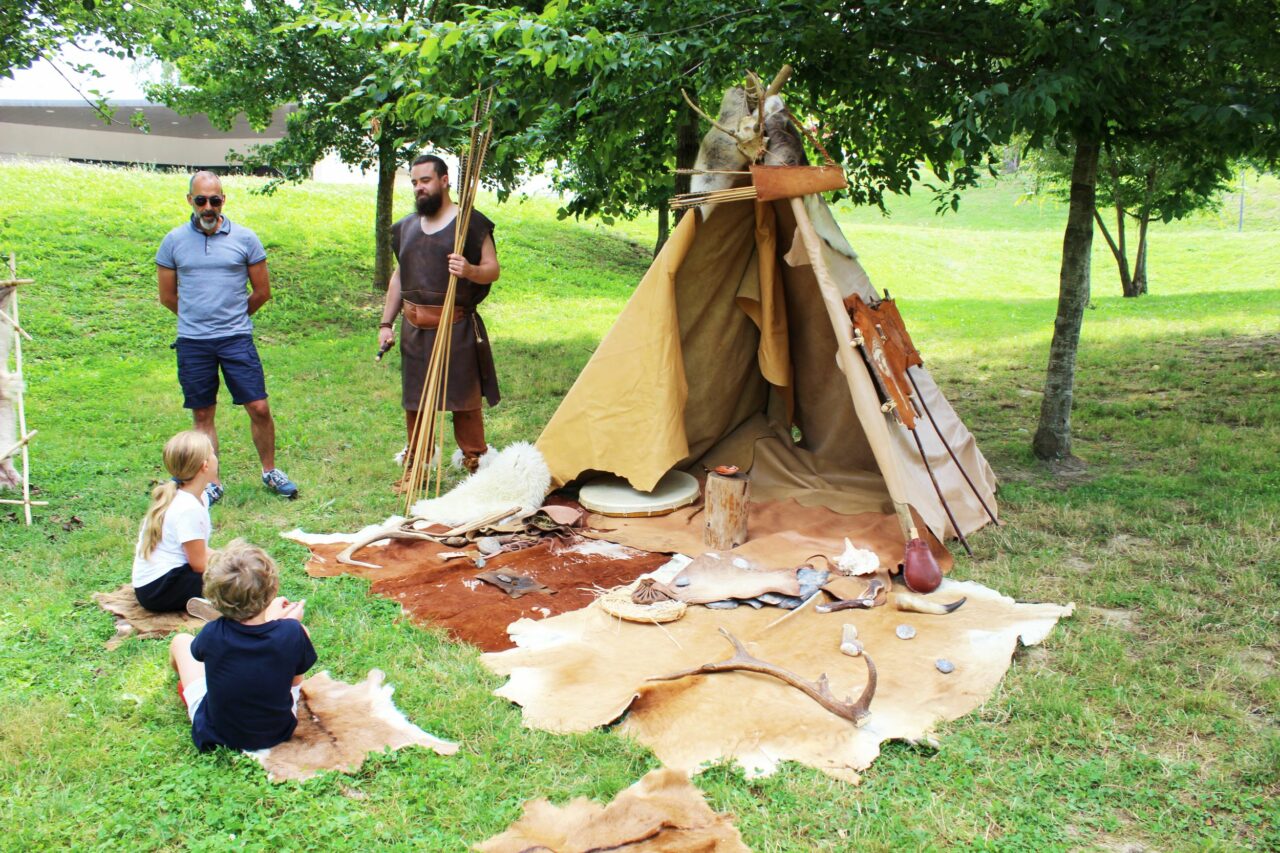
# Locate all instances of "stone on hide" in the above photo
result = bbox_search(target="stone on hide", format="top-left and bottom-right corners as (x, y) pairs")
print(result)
(895, 624), (916, 640)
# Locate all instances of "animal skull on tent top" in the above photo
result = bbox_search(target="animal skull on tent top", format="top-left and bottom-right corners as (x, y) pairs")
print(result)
(686, 68), (804, 214)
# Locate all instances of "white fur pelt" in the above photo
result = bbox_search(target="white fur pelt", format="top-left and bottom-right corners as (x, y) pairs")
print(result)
(0, 368), (20, 489)
(409, 442), (550, 527)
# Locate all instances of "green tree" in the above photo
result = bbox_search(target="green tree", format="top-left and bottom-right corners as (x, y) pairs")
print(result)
(1026, 142), (1235, 297)
(325, 0), (1005, 250)
(324, 0), (1280, 464)
(2, 1), (148, 128)
(122, 0), (474, 291)
(957, 2), (1279, 461)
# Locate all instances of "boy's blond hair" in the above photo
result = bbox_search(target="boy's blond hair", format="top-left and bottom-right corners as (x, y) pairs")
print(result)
(202, 540), (279, 621)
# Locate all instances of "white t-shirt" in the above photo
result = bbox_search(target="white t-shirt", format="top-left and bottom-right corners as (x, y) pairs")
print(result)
(132, 489), (211, 587)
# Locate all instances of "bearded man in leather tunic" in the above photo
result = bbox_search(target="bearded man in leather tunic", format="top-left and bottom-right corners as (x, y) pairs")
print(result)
(378, 154), (501, 479)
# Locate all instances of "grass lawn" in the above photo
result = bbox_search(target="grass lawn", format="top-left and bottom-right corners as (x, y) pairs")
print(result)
(0, 161), (1276, 851)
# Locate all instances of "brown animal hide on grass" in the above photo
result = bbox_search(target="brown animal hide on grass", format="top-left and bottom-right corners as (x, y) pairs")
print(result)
(286, 535), (671, 651)
(587, 499), (952, 575)
(476, 767), (748, 853)
(250, 669), (458, 783)
(483, 580), (1073, 782)
(93, 584), (203, 649)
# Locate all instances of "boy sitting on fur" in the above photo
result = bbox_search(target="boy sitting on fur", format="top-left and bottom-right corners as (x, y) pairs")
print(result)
(170, 540), (316, 752)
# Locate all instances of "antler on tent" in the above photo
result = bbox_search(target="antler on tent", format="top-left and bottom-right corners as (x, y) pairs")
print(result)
(680, 88), (739, 139)
(648, 628), (876, 725)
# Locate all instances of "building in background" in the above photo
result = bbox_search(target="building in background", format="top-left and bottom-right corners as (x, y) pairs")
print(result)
(0, 99), (291, 172)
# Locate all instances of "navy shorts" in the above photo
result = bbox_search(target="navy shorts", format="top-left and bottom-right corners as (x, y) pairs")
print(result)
(174, 334), (268, 409)
(134, 564), (204, 612)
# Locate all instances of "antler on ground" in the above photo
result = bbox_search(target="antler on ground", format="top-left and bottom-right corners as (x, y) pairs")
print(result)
(335, 519), (438, 569)
(648, 628), (876, 725)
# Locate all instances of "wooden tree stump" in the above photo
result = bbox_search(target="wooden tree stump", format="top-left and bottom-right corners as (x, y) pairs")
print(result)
(704, 471), (750, 549)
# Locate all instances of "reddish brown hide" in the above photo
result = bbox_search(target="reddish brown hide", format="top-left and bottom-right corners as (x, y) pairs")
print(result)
(298, 538), (671, 651)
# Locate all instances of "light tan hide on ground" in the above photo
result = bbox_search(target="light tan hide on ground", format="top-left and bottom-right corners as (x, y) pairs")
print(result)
(249, 669), (458, 783)
(584, 499), (952, 576)
(476, 767), (747, 853)
(483, 580), (1072, 782)
(93, 584), (203, 649)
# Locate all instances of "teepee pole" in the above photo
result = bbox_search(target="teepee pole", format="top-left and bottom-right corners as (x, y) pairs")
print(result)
(906, 369), (1000, 527)
(787, 198), (917, 542)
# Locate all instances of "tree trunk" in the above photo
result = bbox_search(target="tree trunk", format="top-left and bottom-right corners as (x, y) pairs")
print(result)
(655, 107), (702, 255)
(373, 135), (398, 291)
(654, 204), (670, 256)
(1131, 214), (1150, 296)
(1092, 208), (1131, 295)
(1032, 136), (1099, 462)
(1125, 167), (1156, 297)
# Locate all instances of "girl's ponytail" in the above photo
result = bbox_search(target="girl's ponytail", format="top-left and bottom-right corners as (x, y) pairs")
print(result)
(137, 431), (213, 559)
(137, 480), (179, 558)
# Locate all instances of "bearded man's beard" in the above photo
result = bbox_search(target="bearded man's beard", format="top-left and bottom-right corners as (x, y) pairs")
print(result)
(415, 192), (442, 216)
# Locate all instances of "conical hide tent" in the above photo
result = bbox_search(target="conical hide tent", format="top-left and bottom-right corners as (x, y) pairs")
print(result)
(536, 164), (997, 543)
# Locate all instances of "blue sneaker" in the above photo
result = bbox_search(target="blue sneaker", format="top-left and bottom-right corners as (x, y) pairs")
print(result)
(203, 482), (224, 506)
(262, 468), (299, 499)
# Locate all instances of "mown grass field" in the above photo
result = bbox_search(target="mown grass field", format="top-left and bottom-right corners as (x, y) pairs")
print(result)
(0, 161), (1276, 851)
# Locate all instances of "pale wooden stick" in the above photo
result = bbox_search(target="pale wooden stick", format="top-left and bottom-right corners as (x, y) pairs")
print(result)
(0, 279), (34, 287)
(0, 429), (36, 465)
(439, 505), (520, 537)
(0, 499), (48, 506)
(0, 305), (32, 341)
(8, 254), (33, 525)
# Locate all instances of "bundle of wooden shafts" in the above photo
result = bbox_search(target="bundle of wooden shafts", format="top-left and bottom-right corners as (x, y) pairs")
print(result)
(401, 91), (494, 513)
(668, 183), (759, 210)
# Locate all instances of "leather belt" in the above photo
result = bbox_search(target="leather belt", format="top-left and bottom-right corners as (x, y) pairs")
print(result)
(403, 299), (466, 330)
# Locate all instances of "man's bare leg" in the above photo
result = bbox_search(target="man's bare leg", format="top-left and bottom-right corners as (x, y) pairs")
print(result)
(191, 404), (221, 485)
(243, 398), (276, 473)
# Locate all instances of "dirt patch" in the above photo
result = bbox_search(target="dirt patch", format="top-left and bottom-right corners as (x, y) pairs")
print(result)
(298, 537), (671, 651)
(1106, 533), (1154, 553)
(1091, 606), (1138, 631)
(1237, 647), (1277, 679)
(1099, 842), (1148, 853)
(1062, 555), (1094, 573)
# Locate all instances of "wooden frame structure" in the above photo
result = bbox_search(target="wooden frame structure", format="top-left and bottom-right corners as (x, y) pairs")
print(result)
(0, 254), (46, 524)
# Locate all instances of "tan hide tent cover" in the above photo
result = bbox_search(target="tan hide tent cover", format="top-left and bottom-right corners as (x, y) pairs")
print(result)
(536, 193), (997, 540)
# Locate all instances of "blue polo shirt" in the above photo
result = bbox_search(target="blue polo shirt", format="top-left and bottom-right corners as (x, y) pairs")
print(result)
(156, 215), (267, 340)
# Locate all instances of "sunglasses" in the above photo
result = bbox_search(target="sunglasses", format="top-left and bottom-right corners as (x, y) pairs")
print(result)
(192, 195), (224, 207)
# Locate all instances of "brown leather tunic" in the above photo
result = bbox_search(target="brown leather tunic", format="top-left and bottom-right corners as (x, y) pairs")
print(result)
(391, 210), (499, 412)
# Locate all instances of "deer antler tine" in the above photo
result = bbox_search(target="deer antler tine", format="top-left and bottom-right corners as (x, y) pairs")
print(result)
(682, 88), (739, 139)
(648, 629), (876, 725)
(851, 652), (878, 719)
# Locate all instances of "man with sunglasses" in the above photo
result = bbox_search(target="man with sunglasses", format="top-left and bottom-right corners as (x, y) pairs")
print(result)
(156, 171), (299, 505)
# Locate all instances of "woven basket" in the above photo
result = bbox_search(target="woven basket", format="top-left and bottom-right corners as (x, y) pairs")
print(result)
(599, 583), (687, 624)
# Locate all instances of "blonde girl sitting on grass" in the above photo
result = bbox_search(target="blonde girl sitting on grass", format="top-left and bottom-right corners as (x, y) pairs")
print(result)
(131, 430), (217, 613)
(170, 541), (315, 752)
